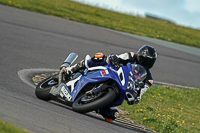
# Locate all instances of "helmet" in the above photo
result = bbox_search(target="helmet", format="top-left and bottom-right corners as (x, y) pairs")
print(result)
(137, 45), (157, 69)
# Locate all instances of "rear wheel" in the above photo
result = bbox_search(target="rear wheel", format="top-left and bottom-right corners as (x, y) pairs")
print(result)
(35, 75), (58, 101)
(72, 88), (116, 113)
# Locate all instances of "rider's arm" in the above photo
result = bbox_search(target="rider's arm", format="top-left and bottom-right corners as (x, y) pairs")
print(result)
(107, 52), (136, 65)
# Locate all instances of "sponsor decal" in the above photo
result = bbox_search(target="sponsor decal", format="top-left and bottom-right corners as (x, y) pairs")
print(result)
(60, 86), (72, 101)
(100, 69), (109, 77)
(149, 80), (154, 84)
(130, 52), (134, 57)
(114, 112), (119, 118)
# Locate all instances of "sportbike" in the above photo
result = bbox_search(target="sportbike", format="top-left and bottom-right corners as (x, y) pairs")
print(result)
(35, 53), (147, 116)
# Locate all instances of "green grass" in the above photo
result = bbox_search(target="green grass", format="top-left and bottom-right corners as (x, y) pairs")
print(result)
(0, 0), (200, 48)
(0, 120), (29, 133)
(120, 86), (200, 133)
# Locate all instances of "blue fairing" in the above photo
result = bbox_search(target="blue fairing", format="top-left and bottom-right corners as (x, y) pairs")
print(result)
(71, 69), (111, 101)
(71, 64), (138, 107)
(72, 66), (119, 101)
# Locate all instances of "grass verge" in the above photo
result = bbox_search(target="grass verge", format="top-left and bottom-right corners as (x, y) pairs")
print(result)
(0, 120), (29, 133)
(120, 86), (200, 133)
(0, 0), (200, 48)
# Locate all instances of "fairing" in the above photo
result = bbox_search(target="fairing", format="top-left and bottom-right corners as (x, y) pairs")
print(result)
(70, 62), (147, 107)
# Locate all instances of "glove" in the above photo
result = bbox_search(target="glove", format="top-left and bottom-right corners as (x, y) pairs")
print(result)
(109, 55), (120, 66)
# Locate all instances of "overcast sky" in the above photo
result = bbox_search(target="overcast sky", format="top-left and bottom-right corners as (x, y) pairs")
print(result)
(73, 0), (200, 29)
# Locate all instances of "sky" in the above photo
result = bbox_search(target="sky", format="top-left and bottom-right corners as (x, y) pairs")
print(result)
(73, 0), (200, 29)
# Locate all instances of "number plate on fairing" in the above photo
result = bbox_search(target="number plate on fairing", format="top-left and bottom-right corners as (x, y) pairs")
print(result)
(60, 86), (72, 101)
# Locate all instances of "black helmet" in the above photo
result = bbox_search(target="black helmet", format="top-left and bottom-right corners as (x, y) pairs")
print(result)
(137, 45), (157, 69)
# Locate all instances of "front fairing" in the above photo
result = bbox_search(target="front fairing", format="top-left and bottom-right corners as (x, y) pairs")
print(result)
(71, 66), (129, 102)
(108, 65), (137, 106)
(71, 67), (111, 101)
(71, 64), (143, 107)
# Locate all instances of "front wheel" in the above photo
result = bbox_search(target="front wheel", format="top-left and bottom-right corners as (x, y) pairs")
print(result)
(72, 88), (116, 113)
(35, 74), (58, 101)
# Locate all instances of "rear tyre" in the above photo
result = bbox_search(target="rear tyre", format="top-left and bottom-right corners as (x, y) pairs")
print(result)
(72, 88), (116, 113)
(35, 75), (58, 101)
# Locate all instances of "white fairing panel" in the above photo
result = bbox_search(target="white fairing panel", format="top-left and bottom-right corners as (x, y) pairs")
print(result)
(87, 66), (107, 71)
(117, 67), (125, 86)
(66, 75), (82, 92)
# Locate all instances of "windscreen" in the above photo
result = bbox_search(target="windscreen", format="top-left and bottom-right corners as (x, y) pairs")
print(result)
(131, 64), (147, 83)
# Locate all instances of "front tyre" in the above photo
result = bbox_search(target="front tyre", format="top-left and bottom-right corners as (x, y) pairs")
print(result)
(72, 88), (116, 113)
(35, 75), (58, 101)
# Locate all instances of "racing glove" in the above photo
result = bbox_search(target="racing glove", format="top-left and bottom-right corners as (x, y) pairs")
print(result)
(109, 54), (120, 66)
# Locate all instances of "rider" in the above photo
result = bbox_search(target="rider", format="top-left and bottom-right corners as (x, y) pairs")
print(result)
(52, 45), (157, 121)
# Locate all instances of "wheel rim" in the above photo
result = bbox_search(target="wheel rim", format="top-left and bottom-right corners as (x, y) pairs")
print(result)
(47, 80), (57, 86)
(39, 78), (57, 90)
(79, 91), (106, 104)
(72, 88), (116, 113)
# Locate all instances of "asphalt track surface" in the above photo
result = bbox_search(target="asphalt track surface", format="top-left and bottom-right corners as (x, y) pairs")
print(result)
(0, 4), (199, 133)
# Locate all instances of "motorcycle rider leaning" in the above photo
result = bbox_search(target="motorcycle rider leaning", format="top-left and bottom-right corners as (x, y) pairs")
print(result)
(52, 45), (157, 121)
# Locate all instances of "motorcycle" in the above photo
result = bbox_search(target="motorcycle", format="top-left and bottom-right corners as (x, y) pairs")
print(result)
(35, 53), (147, 117)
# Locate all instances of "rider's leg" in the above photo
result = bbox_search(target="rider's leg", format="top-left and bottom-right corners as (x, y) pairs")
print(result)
(97, 106), (119, 122)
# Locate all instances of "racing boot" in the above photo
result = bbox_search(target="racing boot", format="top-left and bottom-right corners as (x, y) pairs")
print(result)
(97, 107), (119, 122)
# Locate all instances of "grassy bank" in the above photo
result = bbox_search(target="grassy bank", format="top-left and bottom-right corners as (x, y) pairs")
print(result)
(120, 86), (200, 133)
(0, 120), (29, 133)
(0, 0), (200, 48)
